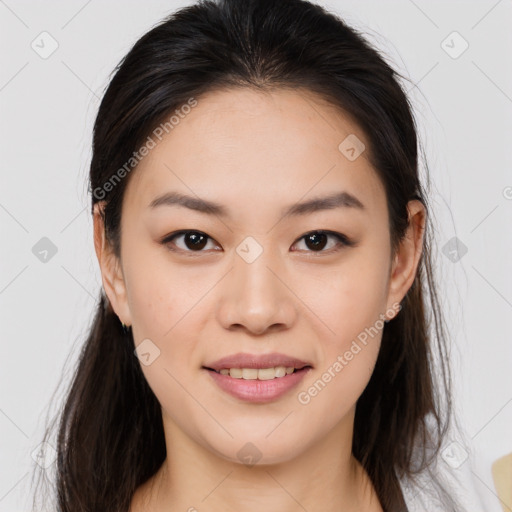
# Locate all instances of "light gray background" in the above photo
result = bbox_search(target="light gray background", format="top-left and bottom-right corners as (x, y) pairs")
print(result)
(1, 1), (511, 510)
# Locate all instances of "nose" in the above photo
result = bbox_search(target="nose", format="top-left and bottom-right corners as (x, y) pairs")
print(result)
(215, 246), (298, 336)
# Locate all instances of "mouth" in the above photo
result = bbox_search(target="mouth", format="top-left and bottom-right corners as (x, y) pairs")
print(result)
(202, 352), (313, 402)
(203, 364), (312, 403)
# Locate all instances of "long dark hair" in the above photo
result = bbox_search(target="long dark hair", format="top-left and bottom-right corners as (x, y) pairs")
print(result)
(32, 0), (456, 510)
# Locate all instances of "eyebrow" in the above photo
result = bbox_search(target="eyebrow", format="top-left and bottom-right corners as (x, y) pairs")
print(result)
(148, 190), (365, 218)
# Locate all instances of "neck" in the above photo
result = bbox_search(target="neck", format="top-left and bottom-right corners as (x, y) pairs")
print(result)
(131, 406), (383, 512)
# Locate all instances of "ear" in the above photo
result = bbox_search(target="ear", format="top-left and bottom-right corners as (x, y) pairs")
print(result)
(93, 202), (132, 326)
(385, 199), (426, 318)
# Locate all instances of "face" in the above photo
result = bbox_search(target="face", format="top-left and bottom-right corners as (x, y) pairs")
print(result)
(95, 87), (421, 465)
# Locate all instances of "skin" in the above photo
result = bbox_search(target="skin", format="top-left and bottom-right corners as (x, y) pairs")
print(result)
(93, 87), (425, 512)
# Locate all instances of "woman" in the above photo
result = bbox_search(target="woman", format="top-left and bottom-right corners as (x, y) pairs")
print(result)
(33, 0), (461, 510)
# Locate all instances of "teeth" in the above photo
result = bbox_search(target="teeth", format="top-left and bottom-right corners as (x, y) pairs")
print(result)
(242, 368), (258, 380)
(217, 366), (299, 380)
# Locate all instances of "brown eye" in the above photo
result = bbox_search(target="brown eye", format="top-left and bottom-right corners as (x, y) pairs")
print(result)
(292, 230), (353, 253)
(162, 230), (218, 252)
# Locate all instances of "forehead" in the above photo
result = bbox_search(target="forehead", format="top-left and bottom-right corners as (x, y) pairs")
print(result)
(122, 87), (386, 219)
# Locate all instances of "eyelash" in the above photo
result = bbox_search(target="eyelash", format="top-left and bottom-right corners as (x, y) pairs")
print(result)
(160, 229), (355, 256)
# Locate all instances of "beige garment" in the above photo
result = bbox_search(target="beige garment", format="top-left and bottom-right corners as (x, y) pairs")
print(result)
(492, 453), (512, 512)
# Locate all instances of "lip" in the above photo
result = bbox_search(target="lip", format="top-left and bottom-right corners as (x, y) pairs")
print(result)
(203, 352), (312, 372)
(205, 366), (312, 403)
(202, 352), (313, 403)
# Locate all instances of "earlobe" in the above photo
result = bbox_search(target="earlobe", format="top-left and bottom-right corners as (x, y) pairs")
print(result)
(93, 202), (132, 326)
(386, 200), (426, 312)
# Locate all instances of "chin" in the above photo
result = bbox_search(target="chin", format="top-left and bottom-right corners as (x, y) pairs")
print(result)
(203, 434), (308, 468)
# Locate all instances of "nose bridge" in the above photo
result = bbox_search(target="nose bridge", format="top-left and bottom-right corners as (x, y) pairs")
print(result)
(216, 237), (297, 333)
(235, 242), (280, 295)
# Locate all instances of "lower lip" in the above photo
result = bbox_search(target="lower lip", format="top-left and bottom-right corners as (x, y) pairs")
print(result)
(205, 367), (311, 403)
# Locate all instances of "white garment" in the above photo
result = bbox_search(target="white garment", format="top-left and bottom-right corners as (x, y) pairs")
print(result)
(399, 453), (501, 512)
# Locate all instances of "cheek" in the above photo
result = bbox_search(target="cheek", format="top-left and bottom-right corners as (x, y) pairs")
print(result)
(308, 246), (391, 343)
(123, 242), (206, 336)
(296, 245), (389, 407)
(121, 254), (209, 422)
(123, 253), (205, 423)
(297, 280), (385, 422)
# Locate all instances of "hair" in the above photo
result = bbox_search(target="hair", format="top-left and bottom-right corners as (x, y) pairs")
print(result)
(32, 0), (458, 510)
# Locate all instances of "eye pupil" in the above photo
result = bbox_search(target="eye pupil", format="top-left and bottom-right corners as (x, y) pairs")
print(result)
(305, 232), (327, 251)
(185, 232), (207, 250)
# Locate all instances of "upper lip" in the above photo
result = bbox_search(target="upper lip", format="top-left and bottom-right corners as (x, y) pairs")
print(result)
(203, 352), (313, 371)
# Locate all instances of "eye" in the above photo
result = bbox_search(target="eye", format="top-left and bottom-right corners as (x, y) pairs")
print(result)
(161, 229), (354, 255)
(291, 230), (354, 253)
(161, 230), (220, 254)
